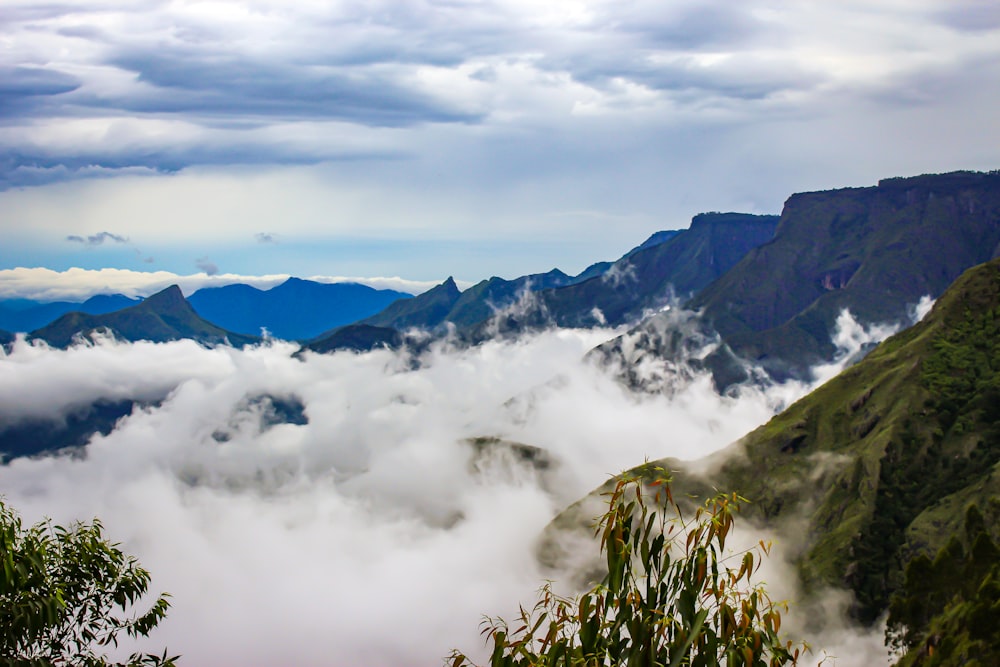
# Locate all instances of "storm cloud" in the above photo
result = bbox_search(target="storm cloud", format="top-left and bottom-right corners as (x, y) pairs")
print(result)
(66, 231), (129, 246)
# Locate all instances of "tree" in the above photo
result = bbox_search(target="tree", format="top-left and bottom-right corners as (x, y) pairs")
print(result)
(0, 498), (176, 666)
(449, 471), (804, 666)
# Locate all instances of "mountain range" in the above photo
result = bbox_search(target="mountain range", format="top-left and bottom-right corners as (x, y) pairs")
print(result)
(30, 285), (259, 348)
(305, 212), (778, 353)
(16, 171), (1000, 387)
(0, 293), (141, 333)
(0, 279), (414, 342)
(186, 278), (412, 340)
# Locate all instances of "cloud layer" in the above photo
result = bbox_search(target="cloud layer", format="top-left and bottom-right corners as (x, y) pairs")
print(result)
(2, 0), (998, 187)
(0, 267), (454, 301)
(0, 314), (902, 666)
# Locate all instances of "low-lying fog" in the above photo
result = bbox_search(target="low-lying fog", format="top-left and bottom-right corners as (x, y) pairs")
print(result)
(0, 310), (911, 666)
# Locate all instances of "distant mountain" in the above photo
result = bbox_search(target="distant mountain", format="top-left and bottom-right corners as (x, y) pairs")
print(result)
(305, 324), (405, 354)
(31, 285), (258, 348)
(352, 276), (463, 331)
(308, 217), (772, 353)
(443, 269), (579, 329)
(534, 212), (779, 329)
(688, 171), (1000, 379)
(354, 269), (594, 333)
(0, 329), (12, 345)
(569, 229), (683, 283)
(188, 278), (412, 340)
(305, 269), (568, 353)
(570, 229), (682, 285)
(0, 294), (141, 333)
(629, 229), (682, 254)
(549, 257), (1000, 663)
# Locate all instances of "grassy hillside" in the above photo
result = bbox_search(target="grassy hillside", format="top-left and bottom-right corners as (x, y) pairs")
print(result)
(550, 257), (1000, 664)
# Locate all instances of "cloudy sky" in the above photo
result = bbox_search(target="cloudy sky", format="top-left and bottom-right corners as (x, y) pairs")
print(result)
(2, 0), (999, 293)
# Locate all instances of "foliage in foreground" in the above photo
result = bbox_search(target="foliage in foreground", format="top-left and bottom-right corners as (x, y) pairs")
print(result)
(0, 498), (176, 666)
(450, 473), (804, 666)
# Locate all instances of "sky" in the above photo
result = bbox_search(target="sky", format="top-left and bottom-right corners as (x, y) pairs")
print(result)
(1, 0), (1000, 295)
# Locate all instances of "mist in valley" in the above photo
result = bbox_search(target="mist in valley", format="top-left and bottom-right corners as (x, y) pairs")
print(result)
(0, 308), (916, 666)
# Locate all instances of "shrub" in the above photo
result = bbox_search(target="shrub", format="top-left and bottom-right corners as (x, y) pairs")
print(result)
(449, 472), (803, 666)
(0, 498), (176, 666)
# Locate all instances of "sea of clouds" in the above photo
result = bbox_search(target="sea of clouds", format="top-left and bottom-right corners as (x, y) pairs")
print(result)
(0, 307), (922, 666)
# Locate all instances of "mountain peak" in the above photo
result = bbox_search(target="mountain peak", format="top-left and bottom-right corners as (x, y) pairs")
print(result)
(30, 283), (258, 348)
(435, 277), (461, 297)
(139, 285), (189, 313)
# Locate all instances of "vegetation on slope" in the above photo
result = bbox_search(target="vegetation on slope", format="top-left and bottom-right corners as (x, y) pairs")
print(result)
(550, 257), (1000, 663)
(708, 257), (1000, 651)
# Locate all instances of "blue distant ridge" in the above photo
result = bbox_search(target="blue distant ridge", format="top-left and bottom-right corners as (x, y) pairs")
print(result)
(187, 277), (413, 340)
(0, 294), (141, 333)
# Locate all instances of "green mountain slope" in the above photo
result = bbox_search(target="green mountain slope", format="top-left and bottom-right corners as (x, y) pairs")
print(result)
(703, 258), (1000, 615)
(550, 258), (1000, 664)
(30, 285), (258, 348)
(690, 171), (1000, 379)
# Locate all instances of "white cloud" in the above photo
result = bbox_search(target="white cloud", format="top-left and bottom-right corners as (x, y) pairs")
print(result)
(0, 267), (454, 301)
(0, 326), (885, 666)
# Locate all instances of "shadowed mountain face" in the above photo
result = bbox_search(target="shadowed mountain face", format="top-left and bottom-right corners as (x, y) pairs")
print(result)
(188, 278), (412, 340)
(0, 399), (139, 462)
(305, 324), (405, 354)
(690, 171), (1000, 378)
(550, 257), (1000, 664)
(307, 215), (777, 353)
(535, 212), (780, 329)
(30, 285), (259, 348)
(0, 294), (142, 333)
(354, 276), (463, 331)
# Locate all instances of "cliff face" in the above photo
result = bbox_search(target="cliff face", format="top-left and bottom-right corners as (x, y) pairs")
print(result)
(690, 171), (1000, 377)
(534, 212), (780, 329)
